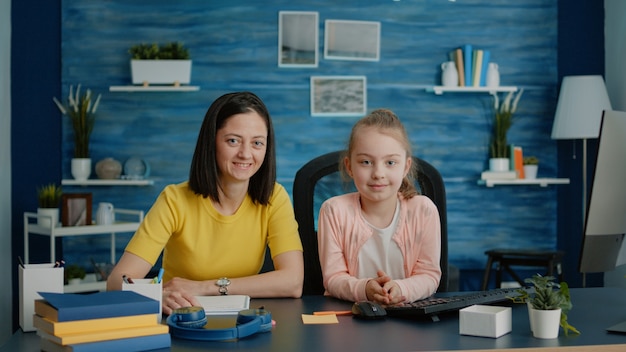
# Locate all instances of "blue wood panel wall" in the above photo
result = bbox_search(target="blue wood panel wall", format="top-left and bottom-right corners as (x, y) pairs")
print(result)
(60, 0), (559, 289)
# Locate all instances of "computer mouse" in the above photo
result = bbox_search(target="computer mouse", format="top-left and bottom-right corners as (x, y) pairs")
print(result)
(352, 301), (387, 320)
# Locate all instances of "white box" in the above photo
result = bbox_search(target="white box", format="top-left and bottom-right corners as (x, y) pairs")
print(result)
(18, 264), (64, 332)
(123, 278), (162, 322)
(459, 305), (512, 338)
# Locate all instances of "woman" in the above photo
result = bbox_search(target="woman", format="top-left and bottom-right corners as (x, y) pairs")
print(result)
(107, 92), (303, 314)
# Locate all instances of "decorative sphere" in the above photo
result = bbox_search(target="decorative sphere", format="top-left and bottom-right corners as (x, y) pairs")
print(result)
(95, 157), (122, 179)
(124, 157), (149, 179)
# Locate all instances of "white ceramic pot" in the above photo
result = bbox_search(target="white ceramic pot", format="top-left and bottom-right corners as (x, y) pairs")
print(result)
(131, 60), (192, 85)
(441, 61), (458, 87)
(489, 158), (510, 172)
(37, 208), (59, 228)
(71, 158), (92, 181)
(524, 165), (538, 179)
(96, 202), (115, 225)
(529, 307), (561, 339)
(486, 62), (500, 87)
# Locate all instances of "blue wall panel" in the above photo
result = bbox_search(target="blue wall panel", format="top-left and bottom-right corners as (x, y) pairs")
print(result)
(59, 0), (559, 287)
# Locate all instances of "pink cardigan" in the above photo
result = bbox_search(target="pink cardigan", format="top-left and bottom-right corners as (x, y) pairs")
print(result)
(318, 192), (441, 303)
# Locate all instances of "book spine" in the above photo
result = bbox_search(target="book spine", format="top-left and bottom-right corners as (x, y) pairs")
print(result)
(37, 324), (169, 345)
(514, 146), (525, 179)
(463, 44), (472, 87)
(40, 333), (171, 352)
(455, 48), (465, 87)
(34, 313), (157, 335)
(473, 49), (483, 87)
(480, 50), (490, 86)
(509, 144), (516, 171)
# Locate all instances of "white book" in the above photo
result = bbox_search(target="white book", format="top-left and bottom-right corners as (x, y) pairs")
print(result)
(195, 295), (250, 315)
(481, 170), (517, 180)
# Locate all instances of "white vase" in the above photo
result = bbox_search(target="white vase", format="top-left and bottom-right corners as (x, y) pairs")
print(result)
(441, 61), (458, 87)
(486, 62), (500, 87)
(524, 165), (538, 179)
(71, 158), (92, 181)
(37, 208), (59, 228)
(130, 60), (192, 85)
(529, 307), (561, 339)
(489, 158), (510, 172)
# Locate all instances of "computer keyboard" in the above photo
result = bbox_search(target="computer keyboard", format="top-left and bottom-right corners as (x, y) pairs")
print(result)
(384, 287), (525, 320)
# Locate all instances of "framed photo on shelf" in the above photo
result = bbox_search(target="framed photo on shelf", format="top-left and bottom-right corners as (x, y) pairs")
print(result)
(278, 11), (319, 68)
(324, 19), (380, 61)
(62, 193), (92, 226)
(310, 76), (367, 117)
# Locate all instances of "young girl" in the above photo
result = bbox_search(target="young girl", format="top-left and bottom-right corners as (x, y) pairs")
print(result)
(317, 109), (441, 306)
(107, 92), (303, 314)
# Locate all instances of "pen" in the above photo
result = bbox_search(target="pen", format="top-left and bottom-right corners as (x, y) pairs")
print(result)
(122, 275), (134, 284)
(313, 310), (353, 316)
(153, 268), (164, 284)
(17, 256), (24, 268)
(54, 260), (65, 268)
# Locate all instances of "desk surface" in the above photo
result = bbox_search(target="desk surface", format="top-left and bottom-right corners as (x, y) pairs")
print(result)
(3, 287), (626, 352)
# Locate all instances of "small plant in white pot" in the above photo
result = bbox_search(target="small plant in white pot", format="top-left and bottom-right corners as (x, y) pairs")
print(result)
(37, 184), (62, 228)
(511, 274), (579, 339)
(129, 42), (192, 86)
(523, 156), (539, 179)
(53, 84), (102, 181)
(488, 89), (524, 171)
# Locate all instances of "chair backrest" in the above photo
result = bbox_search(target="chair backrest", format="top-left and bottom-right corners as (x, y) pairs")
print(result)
(293, 150), (449, 295)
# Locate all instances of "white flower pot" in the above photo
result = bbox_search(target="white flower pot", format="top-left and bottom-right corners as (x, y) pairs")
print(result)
(131, 60), (192, 85)
(529, 307), (561, 339)
(71, 158), (92, 181)
(524, 165), (538, 179)
(37, 208), (59, 228)
(489, 158), (510, 172)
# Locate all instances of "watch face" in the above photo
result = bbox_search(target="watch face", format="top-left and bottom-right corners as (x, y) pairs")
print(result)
(216, 278), (230, 286)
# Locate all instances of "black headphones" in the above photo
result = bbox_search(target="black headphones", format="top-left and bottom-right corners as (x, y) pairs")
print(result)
(167, 306), (272, 341)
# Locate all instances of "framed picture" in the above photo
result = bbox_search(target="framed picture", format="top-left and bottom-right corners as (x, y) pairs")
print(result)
(310, 76), (367, 117)
(278, 11), (319, 68)
(62, 193), (92, 226)
(324, 20), (380, 61)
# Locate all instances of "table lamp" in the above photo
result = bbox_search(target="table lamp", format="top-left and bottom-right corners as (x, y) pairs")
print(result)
(551, 75), (612, 285)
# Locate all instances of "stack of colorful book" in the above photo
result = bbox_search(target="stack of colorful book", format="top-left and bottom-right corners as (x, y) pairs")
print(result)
(448, 44), (491, 87)
(34, 291), (170, 352)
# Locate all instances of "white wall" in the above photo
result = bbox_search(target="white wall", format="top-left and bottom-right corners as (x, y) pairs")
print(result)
(0, 0), (12, 346)
(604, 0), (626, 289)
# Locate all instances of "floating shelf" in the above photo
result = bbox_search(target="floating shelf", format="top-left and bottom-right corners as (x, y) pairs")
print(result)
(477, 178), (570, 187)
(427, 86), (518, 95)
(62, 179), (154, 186)
(109, 85), (200, 92)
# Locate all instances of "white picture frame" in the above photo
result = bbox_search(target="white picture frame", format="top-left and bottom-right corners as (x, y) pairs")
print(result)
(310, 76), (367, 117)
(324, 20), (380, 61)
(278, 11), (319, 68)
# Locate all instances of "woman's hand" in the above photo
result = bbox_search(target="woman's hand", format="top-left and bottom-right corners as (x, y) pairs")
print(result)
(162, 277), (203, 315)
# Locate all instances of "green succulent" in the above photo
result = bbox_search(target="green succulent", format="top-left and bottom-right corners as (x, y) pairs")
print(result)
(129, 42), (190, 60)
(37, 184), (62, 208)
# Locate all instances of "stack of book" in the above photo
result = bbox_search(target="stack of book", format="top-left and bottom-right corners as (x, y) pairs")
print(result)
(34, 291), (170, 352)
(448, 44), (491, 87)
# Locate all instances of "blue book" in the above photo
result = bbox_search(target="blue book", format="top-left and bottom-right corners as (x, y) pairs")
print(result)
(37, 291), (159, 322)
(39, 332), (171, 352)
(480, 50), (491, 86)
(463, 44), (473, 87)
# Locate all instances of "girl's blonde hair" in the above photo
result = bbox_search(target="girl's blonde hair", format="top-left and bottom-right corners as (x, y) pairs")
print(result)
(340, 108), (419, 199)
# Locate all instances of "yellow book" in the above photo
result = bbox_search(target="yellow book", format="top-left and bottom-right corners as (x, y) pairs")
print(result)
(473, 49), (483, 87)
(33, 313), (158, 335)
(36, 324), (168, 345)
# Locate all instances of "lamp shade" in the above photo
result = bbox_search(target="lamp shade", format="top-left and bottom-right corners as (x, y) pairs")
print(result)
(551, 75), (612, 140)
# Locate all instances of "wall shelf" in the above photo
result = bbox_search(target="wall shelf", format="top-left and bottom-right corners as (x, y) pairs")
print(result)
(427, 86), (518, 95)
(477, 178), (570, 187)
(62, 179), (154, 186)
(109, 85), (200, 92)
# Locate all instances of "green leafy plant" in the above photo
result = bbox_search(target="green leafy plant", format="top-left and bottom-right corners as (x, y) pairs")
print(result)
(523, 156), (539, 165)
(129, 42), (190, 60)
(64, 264), (86, 282)
(510, 274), (580, 336)
(53, 84), (102, 158)
(37, 184), (62, 208)
(489, 89), (524, 158)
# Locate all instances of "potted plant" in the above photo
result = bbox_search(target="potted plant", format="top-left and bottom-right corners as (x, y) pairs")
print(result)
(488, 89), (524, 171)
(64, 264), (86, 285)
(53, 84), (102, 181)
(523, 156), (539, 179)
(511, 274), (579, 339)
(37, 184), (62, 228)
(129, 42), (192, 86)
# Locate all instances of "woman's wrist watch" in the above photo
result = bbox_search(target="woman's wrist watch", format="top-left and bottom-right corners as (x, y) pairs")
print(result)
(216, 277), (230, 295)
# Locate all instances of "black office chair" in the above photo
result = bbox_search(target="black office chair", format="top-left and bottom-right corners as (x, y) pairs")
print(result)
(293, 150), (449, 295)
